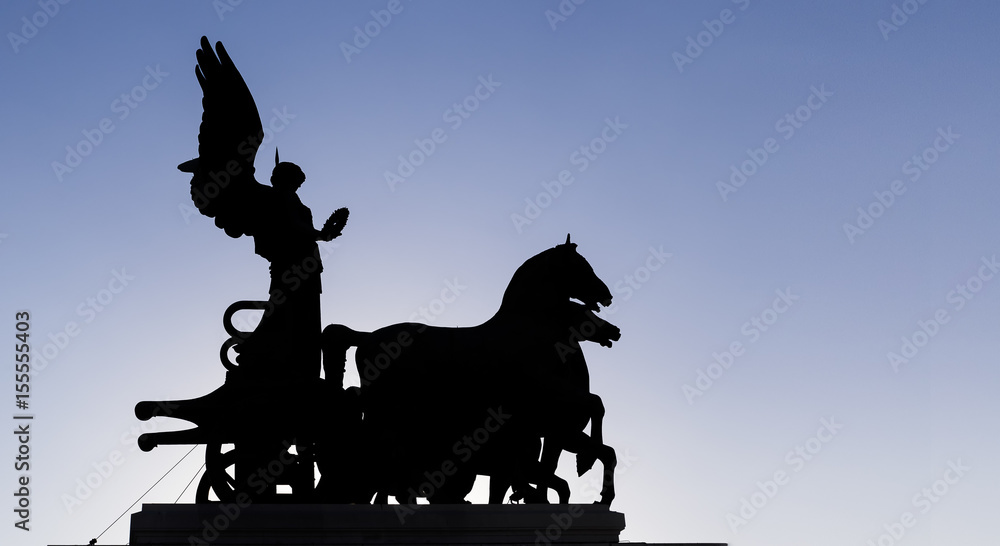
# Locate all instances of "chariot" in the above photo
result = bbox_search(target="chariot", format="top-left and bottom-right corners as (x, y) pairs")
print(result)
(134, 37), (620, 506)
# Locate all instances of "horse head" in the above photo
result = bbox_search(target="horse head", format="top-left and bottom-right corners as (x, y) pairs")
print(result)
(552, 234), (613, 311)
(501, 235), (613, 315)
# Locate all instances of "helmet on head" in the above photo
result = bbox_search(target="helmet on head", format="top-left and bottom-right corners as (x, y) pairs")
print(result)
(271, 148), (305, 190)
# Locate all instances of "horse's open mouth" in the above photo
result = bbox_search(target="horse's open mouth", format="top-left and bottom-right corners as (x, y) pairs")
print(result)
(571, 297), (612, 311)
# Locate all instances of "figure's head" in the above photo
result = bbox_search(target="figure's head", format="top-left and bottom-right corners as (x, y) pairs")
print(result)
(271, 148), (305, 191)
(271, 161), (305, 191)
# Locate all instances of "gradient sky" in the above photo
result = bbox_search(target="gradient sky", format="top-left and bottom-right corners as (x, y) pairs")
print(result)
(2, 1), (998, 545)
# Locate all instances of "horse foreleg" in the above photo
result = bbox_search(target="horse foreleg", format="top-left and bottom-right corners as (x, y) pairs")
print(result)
(590, 394), (605, 445)
(562, 431), (616, 505)
(576, 394), (605, 475)
(595, 443), (616, 505)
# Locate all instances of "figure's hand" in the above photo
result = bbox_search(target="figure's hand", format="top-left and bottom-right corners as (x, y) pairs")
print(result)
(319, 207), (349, 241)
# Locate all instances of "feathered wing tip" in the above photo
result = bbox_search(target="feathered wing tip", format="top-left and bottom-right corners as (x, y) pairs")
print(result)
(185, 37), (268, 238)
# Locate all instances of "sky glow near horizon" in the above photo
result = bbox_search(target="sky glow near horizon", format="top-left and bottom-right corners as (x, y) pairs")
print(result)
(1, 1), (999, 545)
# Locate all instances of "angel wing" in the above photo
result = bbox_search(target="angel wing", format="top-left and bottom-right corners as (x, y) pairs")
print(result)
(178, 36), (271, 239)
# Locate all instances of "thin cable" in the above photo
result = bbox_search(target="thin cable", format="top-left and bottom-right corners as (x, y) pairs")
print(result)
(94, 445), (198, 543)
(175, 462), (206, 503)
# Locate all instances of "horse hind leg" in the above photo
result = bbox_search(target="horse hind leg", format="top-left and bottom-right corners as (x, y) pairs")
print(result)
(489, 475), (510, 504)
(532, 440), (570, 503)
(529, 469), (569, 504)
(550, 474), (570, 504)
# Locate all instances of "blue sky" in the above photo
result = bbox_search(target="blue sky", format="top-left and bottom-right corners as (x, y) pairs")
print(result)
(2, 1), (998, 545)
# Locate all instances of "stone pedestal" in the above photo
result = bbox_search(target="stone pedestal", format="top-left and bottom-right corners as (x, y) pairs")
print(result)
(125, 503), (722, 546)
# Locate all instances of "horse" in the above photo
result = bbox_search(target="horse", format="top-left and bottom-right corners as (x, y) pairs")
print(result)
(534, 303), (619, 503)
(322, 236), (618, 505)
(480, 302), (621, 505)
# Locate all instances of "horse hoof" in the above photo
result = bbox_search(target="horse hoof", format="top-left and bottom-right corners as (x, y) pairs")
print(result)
(595, 494), (615, 506)
(515, 486), (549, 504)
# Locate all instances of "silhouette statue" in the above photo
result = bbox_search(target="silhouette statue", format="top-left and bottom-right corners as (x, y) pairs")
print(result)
(150, 36), (348, 500)
(135, 38), (621, 507)
(176, 36), (348, 383)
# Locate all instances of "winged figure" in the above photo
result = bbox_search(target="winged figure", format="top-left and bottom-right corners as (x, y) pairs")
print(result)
(178, 37), (348, 381)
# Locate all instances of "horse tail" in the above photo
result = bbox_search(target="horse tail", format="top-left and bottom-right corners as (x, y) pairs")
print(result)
(321, 324), (369, 388)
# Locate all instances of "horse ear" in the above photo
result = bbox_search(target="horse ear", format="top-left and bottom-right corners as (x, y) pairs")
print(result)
(566, 234), (571, 245)
(275, 147), (280, 166)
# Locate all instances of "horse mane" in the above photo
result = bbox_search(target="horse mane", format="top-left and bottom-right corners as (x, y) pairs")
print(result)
(498, 245), (567, 315)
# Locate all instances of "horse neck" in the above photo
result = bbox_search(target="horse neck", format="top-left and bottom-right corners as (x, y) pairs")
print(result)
(492, 254), (564, 320)
(494, 287), (562, 319)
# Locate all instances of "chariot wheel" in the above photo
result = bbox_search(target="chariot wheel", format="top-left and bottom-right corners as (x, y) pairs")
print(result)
(195, 442), (238, 503)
